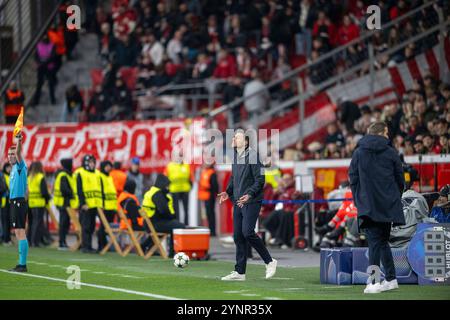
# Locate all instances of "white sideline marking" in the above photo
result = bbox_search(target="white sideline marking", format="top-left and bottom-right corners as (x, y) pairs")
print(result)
(223, 290), (250, 294)
(241, 293), (260, 297)
(92, 271), (106, 274)
(0, 269), (182, 300)
(323, 286), (353, 289)
(28, 261), (48, 265)
(69, 259), (105, 262)
(263, 297), (282, 300)
(48, 264), (64, 268)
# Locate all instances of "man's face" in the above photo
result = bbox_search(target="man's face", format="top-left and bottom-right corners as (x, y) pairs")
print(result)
(8, 149), (16, 165)
(88, 159), (95, 171)
(131, 163), (139, 172)
(414, 142), (423, 153)
(423, 136), (433, 148)
(105, 164), (112, 174)
(283, 174), (293, 186)
(232, 132), (246, 149)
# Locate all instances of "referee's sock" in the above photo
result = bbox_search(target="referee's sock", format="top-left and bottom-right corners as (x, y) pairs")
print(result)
(18, 239), (29, 266)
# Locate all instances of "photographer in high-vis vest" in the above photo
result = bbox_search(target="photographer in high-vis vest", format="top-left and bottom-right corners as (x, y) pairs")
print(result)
(164, 150), (192, 225)
(118, 179), (144, 231)
(27, 162), (50, 247)
(1, 163), (11, 245)
(97, 160), (118, 251)
(76, 154), (102, 254)
(53, 158), (78, 250)
(142, 174), (185, 257)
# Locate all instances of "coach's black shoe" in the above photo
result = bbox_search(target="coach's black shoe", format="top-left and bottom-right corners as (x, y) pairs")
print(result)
(9, 265), (27, 272)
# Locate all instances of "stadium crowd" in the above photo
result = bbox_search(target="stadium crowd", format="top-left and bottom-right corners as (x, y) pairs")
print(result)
(66, 0), (446, 123)
(287, 74), (450, 160)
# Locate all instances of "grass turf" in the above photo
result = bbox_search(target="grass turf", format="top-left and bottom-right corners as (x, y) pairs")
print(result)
(0, 245), (449, 300)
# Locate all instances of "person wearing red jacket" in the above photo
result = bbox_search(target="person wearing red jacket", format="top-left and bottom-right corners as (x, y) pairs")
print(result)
(337, 15), (360, 46)
(312, 11), (337, 48)
(317, 190), (358, 247)
(213, 49), (237, 79)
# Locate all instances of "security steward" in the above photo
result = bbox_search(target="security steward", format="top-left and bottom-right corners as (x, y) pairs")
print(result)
(53, 158), (78, 250)
(142, 173), (185, 257)
(1, 163), (11, 245)
(3, 81), (25, 124)
(118, 179), (144, 231)
(98, 160), (118, 251)
(76, 154), (102, 253)
(27, 161), (51, 247)
(198, 162), (219, 236)
(165, 151), (192, 225)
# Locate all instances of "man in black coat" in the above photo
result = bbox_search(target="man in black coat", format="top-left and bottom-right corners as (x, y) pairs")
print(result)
(218, 130), (277, 281)
(349, 121), (405, 294)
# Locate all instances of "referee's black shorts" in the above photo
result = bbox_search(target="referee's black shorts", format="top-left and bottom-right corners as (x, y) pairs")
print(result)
(10, 198), (28, 229)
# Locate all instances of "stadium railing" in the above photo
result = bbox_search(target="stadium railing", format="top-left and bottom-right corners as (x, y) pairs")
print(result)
(0, 0), (63, 102)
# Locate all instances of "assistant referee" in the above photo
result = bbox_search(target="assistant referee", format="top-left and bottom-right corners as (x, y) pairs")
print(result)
(8, 132), (29, 272)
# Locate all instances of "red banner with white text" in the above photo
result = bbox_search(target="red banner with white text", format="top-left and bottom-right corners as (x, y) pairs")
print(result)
(0, 118), (205, 173)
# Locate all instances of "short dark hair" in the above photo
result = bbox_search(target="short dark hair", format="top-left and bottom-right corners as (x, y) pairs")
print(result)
(368, 121), (388, 135)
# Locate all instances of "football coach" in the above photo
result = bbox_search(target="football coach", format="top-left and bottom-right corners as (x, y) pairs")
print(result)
(218, 130), (277, 281)
(349, 121), (405, 294)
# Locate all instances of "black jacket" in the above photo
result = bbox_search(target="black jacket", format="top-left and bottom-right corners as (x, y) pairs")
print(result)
(151, 174), (175, 221)
(226, 148), (265, 204)
(40, 177), (50, 204)
(56, 158), (74, 208)
(349, 135), (405, 227)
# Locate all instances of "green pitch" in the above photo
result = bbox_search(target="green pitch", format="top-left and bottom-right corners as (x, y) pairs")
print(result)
(0, 245), (449, 300)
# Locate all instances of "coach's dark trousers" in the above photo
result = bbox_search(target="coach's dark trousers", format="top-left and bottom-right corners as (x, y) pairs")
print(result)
(234, 202), (272, 274)
(80, 208), (97, 250)
(364, 221), (396, 282)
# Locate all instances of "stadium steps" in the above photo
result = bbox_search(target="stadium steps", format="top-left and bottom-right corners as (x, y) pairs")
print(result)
(26, 32), (102, 123)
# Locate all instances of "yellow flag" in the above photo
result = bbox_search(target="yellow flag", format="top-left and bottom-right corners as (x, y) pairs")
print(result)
(13, 107), (24, 137)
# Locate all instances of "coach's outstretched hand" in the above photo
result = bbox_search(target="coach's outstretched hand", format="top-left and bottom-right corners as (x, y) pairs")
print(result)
(218, 192), (229, 204)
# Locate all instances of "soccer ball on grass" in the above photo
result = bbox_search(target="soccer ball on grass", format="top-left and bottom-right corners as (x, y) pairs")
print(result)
(173, 252), (190, 268)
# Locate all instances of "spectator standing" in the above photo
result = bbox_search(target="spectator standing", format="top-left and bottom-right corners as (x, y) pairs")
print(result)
(3, 81), (25, 124)
(32, 35), (57, 106)
(243, 69), (269, 128)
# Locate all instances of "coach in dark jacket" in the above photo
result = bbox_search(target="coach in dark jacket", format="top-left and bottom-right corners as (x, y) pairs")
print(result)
(218, 130), (277, 281)
(349, 121), (405, 293)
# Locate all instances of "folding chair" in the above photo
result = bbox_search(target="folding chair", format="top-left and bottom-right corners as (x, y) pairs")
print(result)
(115, 208), (145, 257)
(97, 208), (125, 256)
(138, 209), (169, 260)
(66, 207), (83, 251)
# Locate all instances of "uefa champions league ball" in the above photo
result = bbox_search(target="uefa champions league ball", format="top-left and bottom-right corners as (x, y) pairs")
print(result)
(174, 252), (190, 268)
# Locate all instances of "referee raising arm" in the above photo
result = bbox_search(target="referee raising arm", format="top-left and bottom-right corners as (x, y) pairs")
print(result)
(8, 133), (29, 272)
